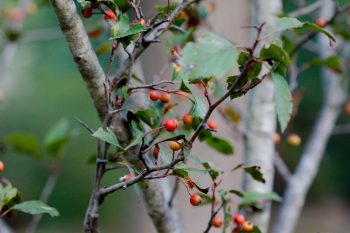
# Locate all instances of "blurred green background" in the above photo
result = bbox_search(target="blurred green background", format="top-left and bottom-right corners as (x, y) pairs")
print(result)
(0, 0), (350, 232)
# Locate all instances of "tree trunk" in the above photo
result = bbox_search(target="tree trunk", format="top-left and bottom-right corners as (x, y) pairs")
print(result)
(243, 0), (281, 232)
(272, 1), (347, 233)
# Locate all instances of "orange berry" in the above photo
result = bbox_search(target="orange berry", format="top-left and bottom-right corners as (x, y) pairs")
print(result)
(140, 18), (146, 27)
(207, 119), (217, 130)
(182, 113), (193, 126)
(159, 92), (171, 103)
(149, 90), (159, 101)
(190, 194), (201, 206)
(0, 161), (4, 173)
(242, 221), (254, 232)
(104, 9), (116, 21)
(83, 7), (93, 18)
(233, 213), (245, 225)
(212, 216), (223, 228)
(272, 132), (281, 144)
(169, 141), (181, 151)
(316, 17), (327, 27)
(164, 118), (177, 132)
(286, 133), (301, 147)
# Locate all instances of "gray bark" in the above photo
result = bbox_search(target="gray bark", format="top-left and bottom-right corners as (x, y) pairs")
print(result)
(272, 1), (347, 233)
(243, 1), (281, 232)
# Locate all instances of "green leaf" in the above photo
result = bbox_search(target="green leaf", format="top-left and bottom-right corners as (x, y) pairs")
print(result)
(239, 192), (282, 210)
(239, 226), (262, 233)
(179, 80), (192, 94)
(135, 109), (159, 128)
(310, 55), (342, 74)
(175, 165), (208, 175)
(266, 17), (336, 42)
(244, 166), (265, 183)
(12, 200), (59, 217)
(301, 23), (336, 42)
(260, 44), (290, 65)
(92, 127), (123, 149)
(44, 119), (77, 156)
(190, 95), (207, 119)
(110, 14), (145, 40)
(272, 72), (293, 132)
(179, 33), (238, 79)
(198, 193), (213, 205)
(0, 183), (20, 207)
(202, 162), (222, 181)
(172, 168), (189, 178)
(5, 132), (40, 158)
(124, 121), (143, 151)
(229, 189), (244, 197)
(111, 23), (145, 39)
(205, 136), (234, 155)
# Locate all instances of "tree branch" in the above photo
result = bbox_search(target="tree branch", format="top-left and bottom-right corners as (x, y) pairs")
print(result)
(272, 2), (347, 233)
(110, 0), (198, 88)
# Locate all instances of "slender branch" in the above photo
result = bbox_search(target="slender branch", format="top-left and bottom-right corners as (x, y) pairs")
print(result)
(168, 178), (180, 208)
(110, 0), (199, 88)
(274, 152), (292, 183)
(25, 161), (60, 233)
(332, 123), (350, 135)
(288, 0), (323, 17)
(203, 202), (225, 233)
(99, 156), (185, 197)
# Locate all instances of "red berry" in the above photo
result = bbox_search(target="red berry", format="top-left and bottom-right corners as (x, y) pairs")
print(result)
(212, 216), (223, 228)
(0, 160), (4, 173)
(207, 119), (217, 130)
(104, 9), (116, 21)
(149, 90), (159, 101)
(182, 113), (193, 126)
(159, 92), (171, 103)
(152, 145), (160, 160)
(190, 194), (201, 206)
(164, 118), (177, 132)
(233, 213), (245, 225)
(242, 221), (254, 232)
(83, 7), (93, 18)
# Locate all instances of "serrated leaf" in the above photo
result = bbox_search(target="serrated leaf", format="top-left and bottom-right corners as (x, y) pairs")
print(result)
(12, 200), (59, 217)
(272, 72), (292, 132)
(135, 109), (158, 128)
(124, 122), (143, 151)
(110, 23), (145, 39)
(44, 119), (77, 156)
(260, 44), (290, 65)
(0, 183), (19, 207)
(5, 132), (40, 158)
(206, 136), (234, 155)
(179, 33), (238, 79)
(202, 162), (222, 181)
(92, 127), (123, 149)
(270, 17), (304, 35)
(190, 96), (207, 119)
(172, 168), (189, 178)
(244, 166), (265, 183)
